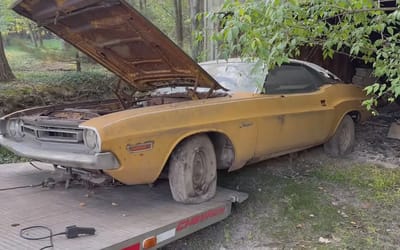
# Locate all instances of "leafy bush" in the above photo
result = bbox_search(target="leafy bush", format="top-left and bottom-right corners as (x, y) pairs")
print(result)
(0, 71), (117, 116)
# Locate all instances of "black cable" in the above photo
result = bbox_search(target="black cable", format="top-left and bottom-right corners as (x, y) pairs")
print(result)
(20, 226), (66, 250)
(20, 225), (96, 249)
(29, 162), (43, 171)
(0, 183), (43, 191)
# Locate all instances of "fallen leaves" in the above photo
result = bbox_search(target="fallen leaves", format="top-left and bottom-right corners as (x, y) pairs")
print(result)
(318, 234), (341, 244)
(296, 223), (304, 229)
(318, 236), (331, 244)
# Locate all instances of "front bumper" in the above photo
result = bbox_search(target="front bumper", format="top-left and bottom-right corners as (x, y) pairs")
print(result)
(0, 136), (119, 170)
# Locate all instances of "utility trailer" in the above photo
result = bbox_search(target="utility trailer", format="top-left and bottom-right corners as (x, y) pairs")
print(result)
(0, 163), (248, 250)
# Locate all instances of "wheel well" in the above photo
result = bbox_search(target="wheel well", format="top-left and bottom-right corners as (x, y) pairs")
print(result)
(347, 111), (361, 123)
(207, 132), (235, 170)
(161, 132), (236, 176)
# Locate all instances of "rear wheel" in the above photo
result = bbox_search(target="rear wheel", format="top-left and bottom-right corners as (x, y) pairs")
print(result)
(168, 134), (217, 203)
(324, 115), (355, 157)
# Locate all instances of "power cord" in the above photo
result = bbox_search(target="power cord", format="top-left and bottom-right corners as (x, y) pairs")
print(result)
(0, 178), (56, 192)
(20, 226), (65, 250)
(0, 183), (43, 191)
(20, 225), (96, 250)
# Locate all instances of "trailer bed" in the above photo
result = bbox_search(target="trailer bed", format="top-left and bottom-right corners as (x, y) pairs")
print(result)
(0, 163), (247, 250)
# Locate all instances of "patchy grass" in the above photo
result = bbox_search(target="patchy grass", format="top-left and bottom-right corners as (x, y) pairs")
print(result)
(6, 39), (74, 63)
(6, 39), (107, 75)
(0, 147), (26, 164)
(164, 151), (400, 250)
(5, 46), (40, 71)
(313, 164), (400, 204)
(41, 39), (64, 50)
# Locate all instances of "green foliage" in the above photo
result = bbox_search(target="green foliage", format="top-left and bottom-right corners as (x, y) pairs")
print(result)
(212, 0), (400, 108)
(0, 70), (116, 116)
(16, 70), (115, 85)
(40, 39), (63, 50)
(0, 0), (16, 33)
(0, 147), (26, 164)
(0, 0), (31, 34)
(126, 0), (191, 52)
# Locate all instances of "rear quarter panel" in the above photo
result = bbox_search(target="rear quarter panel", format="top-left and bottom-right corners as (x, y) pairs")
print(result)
(326, 84), (369, 137)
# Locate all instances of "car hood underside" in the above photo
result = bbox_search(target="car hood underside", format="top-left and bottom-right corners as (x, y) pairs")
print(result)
(12, 0), (224, 92)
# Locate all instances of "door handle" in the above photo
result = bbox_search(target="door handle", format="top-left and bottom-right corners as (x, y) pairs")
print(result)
(320, 99), (327, 106)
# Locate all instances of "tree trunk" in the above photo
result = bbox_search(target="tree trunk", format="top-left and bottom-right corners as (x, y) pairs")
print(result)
(0, 32), (16, 82)
(139, 0), (147, 11)
(75, 51), (81, 72)
(28, 23), (37, 48)
(174, 0), (184, 48)
(28, 23), (38, 48)
(38, 28), (44, 47)
(190, 0), (204, 61)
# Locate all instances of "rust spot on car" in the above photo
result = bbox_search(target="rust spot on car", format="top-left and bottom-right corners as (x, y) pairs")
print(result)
(240, 121), (253, 128)
(126, 141), (154, 153)
(277, 115), (285, 125)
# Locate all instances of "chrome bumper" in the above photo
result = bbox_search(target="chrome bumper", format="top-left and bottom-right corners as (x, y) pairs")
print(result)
(0, 136), (119, 170)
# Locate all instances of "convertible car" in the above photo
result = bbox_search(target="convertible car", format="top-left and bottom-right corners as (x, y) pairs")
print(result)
(1, 0), (369, 203)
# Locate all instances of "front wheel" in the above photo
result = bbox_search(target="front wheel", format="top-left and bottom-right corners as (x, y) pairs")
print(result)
(324, 115), (355, 157)
(168, 134), (217, 203)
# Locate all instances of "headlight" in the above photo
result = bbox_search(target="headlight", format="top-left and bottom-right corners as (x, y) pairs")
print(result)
(6, 119), (24, 138)
(83, 129), (100, 152)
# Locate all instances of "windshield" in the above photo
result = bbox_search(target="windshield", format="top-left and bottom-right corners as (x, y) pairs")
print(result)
(293, 60), (342, 82)
(200, 62), (267, 93)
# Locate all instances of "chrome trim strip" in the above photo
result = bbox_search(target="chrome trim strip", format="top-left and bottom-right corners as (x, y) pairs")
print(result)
(22, 123), (83, 143)
(0, 136), (119, 170)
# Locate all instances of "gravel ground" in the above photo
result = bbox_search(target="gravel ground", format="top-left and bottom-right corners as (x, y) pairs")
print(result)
(353, 103), (400, 167)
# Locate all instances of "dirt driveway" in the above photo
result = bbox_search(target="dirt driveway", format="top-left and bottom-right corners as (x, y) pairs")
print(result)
(163, 104), (400, 250)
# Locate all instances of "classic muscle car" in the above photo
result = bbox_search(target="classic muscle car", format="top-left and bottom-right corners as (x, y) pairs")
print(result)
(1, 0), (368, 203)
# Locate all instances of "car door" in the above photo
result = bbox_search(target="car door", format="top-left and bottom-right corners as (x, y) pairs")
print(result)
(256, 63), (335, 157)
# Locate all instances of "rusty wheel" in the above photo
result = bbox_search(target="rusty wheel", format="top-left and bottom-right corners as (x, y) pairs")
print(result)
(324, 115), (355, 157)
(168, 134), (217, 203)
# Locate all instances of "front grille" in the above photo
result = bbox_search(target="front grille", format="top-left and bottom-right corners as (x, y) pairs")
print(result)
(22, 124), (83, 143)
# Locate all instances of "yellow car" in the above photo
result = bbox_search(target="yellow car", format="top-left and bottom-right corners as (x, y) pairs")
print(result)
(1, 0), (368, 203)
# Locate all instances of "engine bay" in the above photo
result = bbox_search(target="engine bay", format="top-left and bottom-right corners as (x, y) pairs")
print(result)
(23, 84), (227, 123)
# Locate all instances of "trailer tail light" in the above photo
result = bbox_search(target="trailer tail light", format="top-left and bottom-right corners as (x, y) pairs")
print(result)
(123, 206), (226, 249)
(122, 242), (140, 250)
(142, 236), (157, 249)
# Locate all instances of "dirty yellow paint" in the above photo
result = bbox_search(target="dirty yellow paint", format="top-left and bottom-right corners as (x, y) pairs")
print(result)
(81, 84), (368, 185)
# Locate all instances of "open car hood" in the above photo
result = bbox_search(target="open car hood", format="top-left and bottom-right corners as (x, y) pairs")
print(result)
(12, 0), (224, 91)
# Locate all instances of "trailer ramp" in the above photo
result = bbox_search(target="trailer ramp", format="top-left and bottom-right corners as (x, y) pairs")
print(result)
(0, 163), (247, 250)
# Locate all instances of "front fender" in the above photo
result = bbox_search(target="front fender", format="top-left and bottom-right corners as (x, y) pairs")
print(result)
(100, 124), (256, 185)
